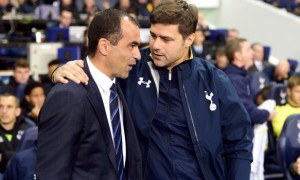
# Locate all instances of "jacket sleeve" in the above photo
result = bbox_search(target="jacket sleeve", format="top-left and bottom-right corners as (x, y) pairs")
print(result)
(229, 74), (269, 124)
(3, 153), (18, 180)
(216, 71), (253, 180)
(36, 84), (84, 180)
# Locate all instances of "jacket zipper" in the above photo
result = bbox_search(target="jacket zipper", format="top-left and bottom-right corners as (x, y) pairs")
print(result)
(182, 83), (211, 180)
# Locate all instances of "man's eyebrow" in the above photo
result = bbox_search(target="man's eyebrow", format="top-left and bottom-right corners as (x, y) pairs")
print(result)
(128, 41), (140, 46)
(150, 31), (173, 40)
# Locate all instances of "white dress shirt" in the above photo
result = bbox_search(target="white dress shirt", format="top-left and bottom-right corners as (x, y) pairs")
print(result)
(87, 57), (126, 166)
(254, 60), (264, 72)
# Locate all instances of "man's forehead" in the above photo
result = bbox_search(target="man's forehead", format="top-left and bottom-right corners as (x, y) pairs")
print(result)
(150, 24), (180, 36)
(0, 97), (17, 105)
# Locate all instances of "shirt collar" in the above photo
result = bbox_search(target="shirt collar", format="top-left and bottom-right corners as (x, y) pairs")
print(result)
(87, 57), (116, 93)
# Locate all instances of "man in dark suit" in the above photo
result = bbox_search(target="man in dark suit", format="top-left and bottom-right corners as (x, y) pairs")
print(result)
(36, 9), (143, 180)
(248, 42), (273, 75)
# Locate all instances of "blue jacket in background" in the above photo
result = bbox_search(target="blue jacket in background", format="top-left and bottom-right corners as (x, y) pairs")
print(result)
(224, 64), (269, 125)
(119, 48), (253, 180)
(3, 147), (36, 180)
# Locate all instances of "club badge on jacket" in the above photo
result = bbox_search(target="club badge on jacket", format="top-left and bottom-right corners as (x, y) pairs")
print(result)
(204, 91), (216, 111)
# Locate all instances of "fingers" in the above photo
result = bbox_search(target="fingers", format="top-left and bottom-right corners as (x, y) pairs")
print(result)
(61, 62), (81, 84)
(54, 60), (89, 84)
(74, 60), (89, 84)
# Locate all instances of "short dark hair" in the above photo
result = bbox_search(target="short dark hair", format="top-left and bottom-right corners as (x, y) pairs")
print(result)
(150, 0), (198, 39)
(0, 93), (19, 107)
(87, 9), (139, 58)
(14, 59), (29, 70)
(60, 7), (73, 16)
(288, 74), (300, 90)
(24, 82), (44, 96)
(225, 38), (247, 63)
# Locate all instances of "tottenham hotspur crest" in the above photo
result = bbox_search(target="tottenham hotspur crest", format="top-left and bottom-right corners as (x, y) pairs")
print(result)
(204, 91), (217, 111)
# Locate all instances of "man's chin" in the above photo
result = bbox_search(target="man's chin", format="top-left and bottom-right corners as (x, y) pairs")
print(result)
(118, 73), (129, 79)
(153, 60), (165, 68)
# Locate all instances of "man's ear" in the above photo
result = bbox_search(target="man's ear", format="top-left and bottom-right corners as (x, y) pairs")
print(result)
(98, 38), (110, 56)
(15, 107), (21, 117)
(234, 51), (241, 61)
(185, 33), (195, 48)
(25, 95), (30, 103)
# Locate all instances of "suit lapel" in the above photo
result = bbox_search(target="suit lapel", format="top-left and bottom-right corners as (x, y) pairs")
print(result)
(83, 59), (118, 171)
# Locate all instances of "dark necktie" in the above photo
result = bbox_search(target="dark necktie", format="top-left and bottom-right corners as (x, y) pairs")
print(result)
(110, 83), (124, 180)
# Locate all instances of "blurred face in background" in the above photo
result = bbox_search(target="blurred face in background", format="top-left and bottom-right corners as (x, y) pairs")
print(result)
(275, 60), (290, 81)
(216, 54), (228, 69)
(0, 0), (9, 7)
(193, 30), (205, 46)
(85, 0), (95, 8)
(287, 85), (300, 107)
(60, 10), (73, 27)
(236, 41), (254, 69)
(26, 86), (45, 108)
(227, 29), (239, 42)
(119, 0), (130, 9)
(252, 44), (264, 61)
(14, 67), (30, 84)
(61, 0), (72, 6)
(0, 95), (20, 126)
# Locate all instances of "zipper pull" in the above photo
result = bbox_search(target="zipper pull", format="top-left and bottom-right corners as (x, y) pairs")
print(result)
(168, 70), (172, 81)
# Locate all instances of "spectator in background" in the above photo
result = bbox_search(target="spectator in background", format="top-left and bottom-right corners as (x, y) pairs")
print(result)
(2, 59), (34, 101)
(248, 42), (273, 75)
(214, 46), (228, 70)
(224, 38), (275, 128)
(0, 93), (35, 173)
(196, 11), (209, 31)
(114, 0), (138, 19)
(18, 0), (41, 14)
(134, 0), (150, 18)
(226, 28), (239, 42)
(224, 38), (276, 180)
(263, 59), (291, 84)
(59, 0), (79, 20)
(20, 82), (45, 124)
(192, 28), (214, 60)
(59, 8), (73, 28)
(271, 74), (300, 139)
(40, 59), (61, 95)
(81, 0), (98, 15)
(86, 11), (96, 25)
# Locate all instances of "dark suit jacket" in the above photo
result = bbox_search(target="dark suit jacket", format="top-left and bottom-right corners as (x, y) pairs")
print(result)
(248, 60), (273, 75)
(36, 60), (142, 180)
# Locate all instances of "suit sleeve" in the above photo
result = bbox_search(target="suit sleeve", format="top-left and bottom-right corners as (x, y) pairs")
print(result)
(216, 71), (253, 180)
(36, 85), (84, 180)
